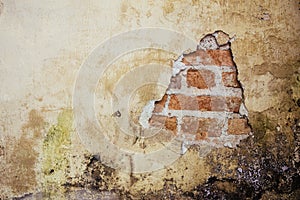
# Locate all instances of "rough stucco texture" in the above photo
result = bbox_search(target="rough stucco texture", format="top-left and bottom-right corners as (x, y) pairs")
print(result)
(0, 0), (299, 199)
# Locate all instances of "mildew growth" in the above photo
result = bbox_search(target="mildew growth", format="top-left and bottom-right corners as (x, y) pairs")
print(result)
(42, 110), (73, 196)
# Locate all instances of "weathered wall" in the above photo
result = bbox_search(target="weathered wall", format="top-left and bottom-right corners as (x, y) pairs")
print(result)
(0, 0), (299, 199)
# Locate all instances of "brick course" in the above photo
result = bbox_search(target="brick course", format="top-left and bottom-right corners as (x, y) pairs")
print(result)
(186, 69), (215, 89)
(182, 50), (234, 66)
(168, 95), (242, 112)
(181, 116), (223, 138)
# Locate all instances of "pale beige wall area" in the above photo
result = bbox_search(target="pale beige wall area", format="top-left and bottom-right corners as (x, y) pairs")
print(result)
(0, 0), (299, 199)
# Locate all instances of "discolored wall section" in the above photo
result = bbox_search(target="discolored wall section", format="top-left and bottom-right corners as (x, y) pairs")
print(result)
(0, 0), (299, 199)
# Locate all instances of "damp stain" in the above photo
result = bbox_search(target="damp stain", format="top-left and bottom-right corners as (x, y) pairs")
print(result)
(0, 110), (45, 198)
(22, 109), (45, 138)
(6, 136), (39, 195)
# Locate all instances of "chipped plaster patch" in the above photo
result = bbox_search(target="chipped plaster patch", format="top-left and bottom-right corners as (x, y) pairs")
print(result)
(139, 100), (155, 129)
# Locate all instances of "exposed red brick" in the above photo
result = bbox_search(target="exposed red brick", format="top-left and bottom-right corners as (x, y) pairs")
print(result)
(153, 94), (168, 113)
(149, 115), (165, 128)
(197, 96), (212, 111)
(182, 50), (234, 66)
(182, 50), (211, 66)
(207, 50), (234, 66)
(209, 96), (241, 112)
(225, 97), (242, 113)
(165, 117), (177, 132)
(169, 74), (182, 89)
(205, 96), (224, 111)
(228, 118), (251, 135)
(168, 95), (241, 112)
(168, 95), (212, 111)
(187, 69), (207, 89)
(168, 94), (199, 110)
(197, 118), (223, 137)
(181, 116), (223, 138)
(149, 115), (177, 133)
(186, 69), (215, 89)
(222, 71), (240, 87)
(168, 94), (181, 110)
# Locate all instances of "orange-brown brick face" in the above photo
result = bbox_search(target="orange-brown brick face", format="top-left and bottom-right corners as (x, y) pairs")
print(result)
(164, 116), (177, 132)
(225, 97), (242, 113)
(168, 94), (181, 110)
(207, 50), (234, 66)
(207, 96), (241, 112)
(186, 69), (215, 89)
(182, 50), (234, 66)
(222, 71), (240, 88)
(168, 94), (199, 110)
(181, 116), (223, 138)
(197, 96), (212, 111)
(168, 94), (212, 111)
(149, 115), (177, 133)
(228, 118), (251, 135)
(168, 95), (241, 112)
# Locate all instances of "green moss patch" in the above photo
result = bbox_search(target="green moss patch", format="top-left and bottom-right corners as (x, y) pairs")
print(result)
(42, 109), (73, 195)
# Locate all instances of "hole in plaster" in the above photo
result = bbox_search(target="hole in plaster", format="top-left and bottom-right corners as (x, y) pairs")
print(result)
(139, 31), (251, 154)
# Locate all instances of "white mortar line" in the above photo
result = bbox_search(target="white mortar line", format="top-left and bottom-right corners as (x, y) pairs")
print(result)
(221, 112), (230, 136)
(167, 87), (242, 97)
(161, 94), (171, 116)
(185, 65), (236, 72)
(167, 110), (228, 120)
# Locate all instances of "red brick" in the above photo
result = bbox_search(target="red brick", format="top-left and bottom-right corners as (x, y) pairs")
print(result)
(153, 94), (168, 113)
(222, 71), (240, 88)
(168, 94), (181, 110)
(149, 115), (177, 133)
(225, 97), (242, 113)
(149, 115), (165, 128)
(165, 117), (177, 132)
(168, 95), (212, 111)
(228, 118), (251, 135)
(197, 118), (223, 137)
(197, 96), (212, 111)
(209, 96), (241, 112)
(168, 95), (241, 112)
(186, 69), (215, 89)
(168, 94), (199, 110)
(181, 116), (223, 138)
(198, 96), (241, 112)
(182, 50), (234, 66)
(169, 74), (182, 89)
(208, 50), (234, 66)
